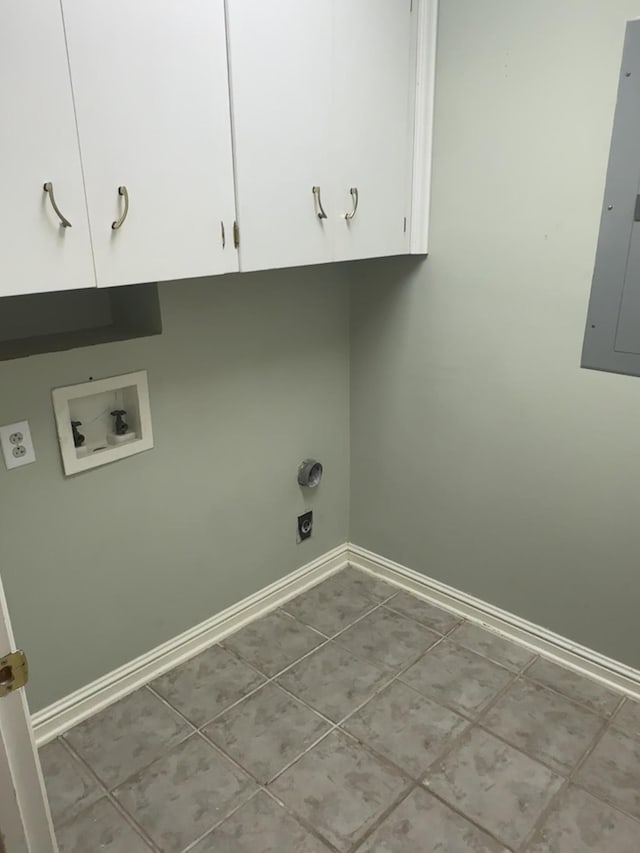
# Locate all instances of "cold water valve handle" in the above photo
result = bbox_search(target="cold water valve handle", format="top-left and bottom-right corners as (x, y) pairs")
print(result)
(111, 409), (129, 436)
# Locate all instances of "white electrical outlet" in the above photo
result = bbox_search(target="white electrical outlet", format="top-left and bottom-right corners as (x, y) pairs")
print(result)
(0, 420), (36, 470)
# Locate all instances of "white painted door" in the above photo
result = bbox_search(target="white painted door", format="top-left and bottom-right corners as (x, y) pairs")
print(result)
(226, 0), (334, 271)
(61, 0), (238, 287)
(331, 0), (415, 262)
(0, 0), (95, 297)
(0, 575), (57, 853)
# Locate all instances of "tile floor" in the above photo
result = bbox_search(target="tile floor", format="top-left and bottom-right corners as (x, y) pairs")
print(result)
(40, 567), (640, 852)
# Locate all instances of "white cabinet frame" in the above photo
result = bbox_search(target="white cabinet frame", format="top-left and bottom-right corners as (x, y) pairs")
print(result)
(410, 0), (439, 254)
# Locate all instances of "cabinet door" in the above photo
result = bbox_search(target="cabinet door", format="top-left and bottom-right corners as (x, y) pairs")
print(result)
(331, 0), (415, 262)
(62, 0), (237, 287)
(226, 0), (334, 271)
(0, 0), (95, 297)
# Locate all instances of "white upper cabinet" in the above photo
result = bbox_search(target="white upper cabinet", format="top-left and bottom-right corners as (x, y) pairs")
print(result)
(227, 0), (433, 272)
(331, 0), (415, 262)
(0, 0), (95, 297)
(226, 1), (333, 272)
(1, 1), (435, 298)
(61, 0), (238, 287)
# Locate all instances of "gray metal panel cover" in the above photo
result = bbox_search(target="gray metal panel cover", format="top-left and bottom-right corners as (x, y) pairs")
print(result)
(582, 19), (640, 376)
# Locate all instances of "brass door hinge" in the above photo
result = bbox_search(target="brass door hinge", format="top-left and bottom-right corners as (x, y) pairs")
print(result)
(233, 221), (240, 249)
(0, 650), (28, 698)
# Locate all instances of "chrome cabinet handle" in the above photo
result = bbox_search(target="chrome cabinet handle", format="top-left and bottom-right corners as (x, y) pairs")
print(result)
(312, 186), (328, 220)
(345, 187), (359, 220)
(43, 182), (72, 228)
(111, 186), (129, 230)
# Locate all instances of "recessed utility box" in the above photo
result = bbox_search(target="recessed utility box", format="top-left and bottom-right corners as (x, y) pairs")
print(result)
(52, 370), (153, 475)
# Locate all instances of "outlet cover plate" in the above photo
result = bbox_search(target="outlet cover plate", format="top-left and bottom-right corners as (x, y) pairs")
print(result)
(0, 420), (36, 470)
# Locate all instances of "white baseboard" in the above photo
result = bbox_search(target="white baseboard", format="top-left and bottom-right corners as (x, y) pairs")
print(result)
(348, 543), (640, 701)
(32, 544), (349, 746)
(33, 541), (640, 746)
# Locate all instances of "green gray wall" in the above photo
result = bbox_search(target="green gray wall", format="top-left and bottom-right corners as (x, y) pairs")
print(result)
(350, 0), (640, 669)
(0, 267), (350, 711)
(6, 0), (640, 714)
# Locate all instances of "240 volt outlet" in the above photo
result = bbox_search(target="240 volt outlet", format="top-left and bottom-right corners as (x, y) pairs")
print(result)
(297, 511), (313, 542)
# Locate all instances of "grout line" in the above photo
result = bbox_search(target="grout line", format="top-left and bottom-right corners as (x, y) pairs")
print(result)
(334, 725), (418, 786)
(140, 683), (200, 733)
(191, 593), (455, 732)
(563, 695), (640, 829)
(190, 727), (273, 783)
(148, 673), (271, 731)
(178, 787), (262, 853)
(381, 598), (465, 635)
(57, 737), (162, 853)
(192, 680), (343, 785)
(516, 781), (563, 852)
(261, 787), (343, 853)
(321, 619), (485, 735)
(350, 555), (640, 700)
(271, 605), (332, 637)
(196, 640), (336, 727)
(346, 784), (420, 853)
(259, 728), (416, 853)
(268, 606), (336, 644)
(416, 657), (538, 783)
(329, 619), (442, 669)
(278, 571), (405, 643)
(470, 669), (621, 784)
(311, 622), (473, 732)
(286, 599), (384, 641)
(196, 692), (420, 846)
(349, 624), (515, 725)
(568, 781), (640, 828)
(195, 634), (455, 772)
(61, 685), (199, 802)
(190, 727), (354, 851)
(439, 630), (538, 673)
(155, 617), (527, 745)
(415, 783), (520, 853)
(49, 569), (638, 852)
(102, 792), (163, 853)
(146, 596), (432, 746)
(326, 638), (524, 853)
(388, 661), (540, 851)
(56, 736), (109, 797)
(337, 639), (453, 723)
(274, 680), (358, 729)
(195, 720), (336, 791)
(262, 724), (339, 785)
(516, 709), (614, 851)
(519, 671), (623, 720)
(520, 691), (640, 849)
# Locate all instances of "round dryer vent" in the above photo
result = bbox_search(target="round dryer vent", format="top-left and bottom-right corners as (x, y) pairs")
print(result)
(297, 458), (323, 488)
